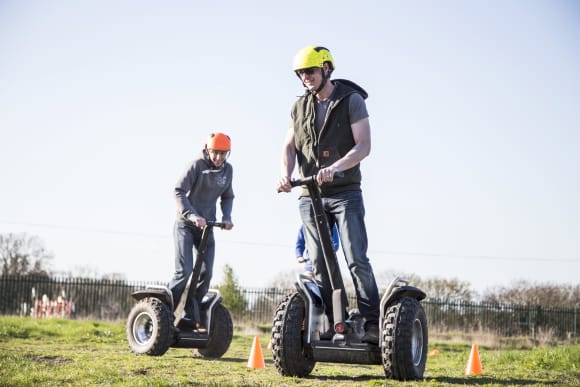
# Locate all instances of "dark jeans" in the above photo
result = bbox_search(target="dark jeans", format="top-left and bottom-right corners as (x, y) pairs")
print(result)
(299, 190), (380, 326)
(168, 220), (215, 313)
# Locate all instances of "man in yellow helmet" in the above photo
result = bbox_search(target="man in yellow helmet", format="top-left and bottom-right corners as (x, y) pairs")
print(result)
(169, 132), (234, 330)
(277, 46), (380, 344)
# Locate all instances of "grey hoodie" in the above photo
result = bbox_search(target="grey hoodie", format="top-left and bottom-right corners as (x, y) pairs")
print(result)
(174, 150), (234, 222)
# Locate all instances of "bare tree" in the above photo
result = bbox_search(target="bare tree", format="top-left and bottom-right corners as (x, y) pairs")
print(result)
(268, 267), (479, 303)
(0, 233), (53, 276)
(54, 264), (100, 279)
(482, 280), (580, 308)
(268, 268), (305, 289)
(376, 270), (475, 302)
(418, 277), (475, 302)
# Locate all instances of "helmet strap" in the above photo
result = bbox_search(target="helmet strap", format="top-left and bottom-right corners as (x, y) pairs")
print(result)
(314, 71), (327, 95)
(313, 65), (332, 96)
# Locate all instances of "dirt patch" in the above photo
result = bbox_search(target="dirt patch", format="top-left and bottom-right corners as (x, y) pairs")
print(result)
(26, 354), (72, 366)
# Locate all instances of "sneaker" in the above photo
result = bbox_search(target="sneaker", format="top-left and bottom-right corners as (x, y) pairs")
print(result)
(177, 317), (196, 330)
(194, 322), (207, 334)
(362, 323), (379, 345)
(319, 328), (334, 340)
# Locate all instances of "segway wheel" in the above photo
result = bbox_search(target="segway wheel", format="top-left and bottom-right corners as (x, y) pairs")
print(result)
(126, 298), (173, 356)
(196, 303), (233, 358)
(382, 297), (428, 380)
(271, 292), (315, 377)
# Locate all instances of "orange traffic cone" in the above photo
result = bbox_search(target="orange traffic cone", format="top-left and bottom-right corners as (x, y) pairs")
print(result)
(247, 336), (266, 369)
(465, 343), (483, 375)
(428, 349), (440, 357)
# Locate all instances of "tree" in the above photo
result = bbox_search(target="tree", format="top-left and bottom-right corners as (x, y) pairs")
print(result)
(482, 280), (580, 308)
(268, 268), (302, 289)
(417, 277), (475, 302)
(0, 233), (53, 276)
(217, 264), (247, 317)
(375, 270), (475, 302)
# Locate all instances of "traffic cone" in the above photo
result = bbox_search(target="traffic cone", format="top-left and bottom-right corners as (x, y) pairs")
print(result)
(428, 349), (440, 357)
(247, 336), (266, 369)
(465, 343), (483, 375)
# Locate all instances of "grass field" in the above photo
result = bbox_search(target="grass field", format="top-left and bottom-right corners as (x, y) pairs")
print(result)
(0, 316), (578, 386)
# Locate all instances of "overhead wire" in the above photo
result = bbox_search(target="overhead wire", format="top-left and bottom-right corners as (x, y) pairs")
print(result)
(1, 220), (578, 263)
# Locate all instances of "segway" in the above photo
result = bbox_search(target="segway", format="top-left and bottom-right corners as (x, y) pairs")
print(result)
(126, 221), (233, 358)
(271, 176), (428, 380)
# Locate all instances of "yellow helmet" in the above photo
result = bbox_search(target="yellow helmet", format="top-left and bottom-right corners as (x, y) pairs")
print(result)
(292, 45), (335, 72)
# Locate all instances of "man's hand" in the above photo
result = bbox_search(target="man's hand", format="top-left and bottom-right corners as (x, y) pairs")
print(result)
(316, 165), (338, 185)
(222, 220), (234, 230)
(277, 176), (292, 193)
(188, 214), (206, 229)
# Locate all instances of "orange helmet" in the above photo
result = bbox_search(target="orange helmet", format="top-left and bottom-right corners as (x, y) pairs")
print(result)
(206, 132), (231, 151)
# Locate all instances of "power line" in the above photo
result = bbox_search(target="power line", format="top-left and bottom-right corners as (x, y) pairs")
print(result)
(0, 221), (167, 239)
(1, 220), (578, 263)
(369, 250), (578, 263)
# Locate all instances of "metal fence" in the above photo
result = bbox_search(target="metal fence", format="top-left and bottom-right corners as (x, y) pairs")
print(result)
(424, 299), (577, 341)
(0, 275), (576, 341)
(0, 275), (164, 320)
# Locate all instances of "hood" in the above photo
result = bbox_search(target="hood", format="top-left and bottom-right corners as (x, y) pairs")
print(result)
(332, 79), (368, 100)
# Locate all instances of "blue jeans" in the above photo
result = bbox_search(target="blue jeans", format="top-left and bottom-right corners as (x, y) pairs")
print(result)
(168, 220), (215, 313)
(299, 190), (380, 326)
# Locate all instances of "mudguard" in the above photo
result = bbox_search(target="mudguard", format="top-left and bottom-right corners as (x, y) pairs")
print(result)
(383, 285), (426, 308)
(131, 286), (173, 307)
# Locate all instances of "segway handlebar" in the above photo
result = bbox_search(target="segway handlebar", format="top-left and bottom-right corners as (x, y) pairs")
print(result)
(288, 172), (344, 189)
(174, 219), (226, 328)
(290, 175), (317, 188)
(286, 172), (350, 328)
(205, 221), (227, 229)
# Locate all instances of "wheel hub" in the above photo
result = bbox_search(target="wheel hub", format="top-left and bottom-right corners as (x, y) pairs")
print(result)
(133, 311), (154, 345)
(411, 318), (424, 366)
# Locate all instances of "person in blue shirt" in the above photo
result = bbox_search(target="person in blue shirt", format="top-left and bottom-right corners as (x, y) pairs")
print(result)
(295, 224), (339, 273)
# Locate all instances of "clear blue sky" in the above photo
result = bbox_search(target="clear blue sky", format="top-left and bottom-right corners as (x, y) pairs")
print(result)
(1, 1), (579, 294)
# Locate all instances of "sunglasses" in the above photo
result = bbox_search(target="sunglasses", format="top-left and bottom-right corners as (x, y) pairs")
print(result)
(296, 67), (319, 76)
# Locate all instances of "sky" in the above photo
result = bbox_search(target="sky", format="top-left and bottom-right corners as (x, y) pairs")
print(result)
(1, 1), (579, 295)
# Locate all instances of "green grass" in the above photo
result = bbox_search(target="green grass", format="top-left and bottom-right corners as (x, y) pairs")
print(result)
(0, 316), (578, 386)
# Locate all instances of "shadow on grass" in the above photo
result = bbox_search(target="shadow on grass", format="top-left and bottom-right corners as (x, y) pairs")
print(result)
(427, 376), (557, 386)
(159, 354), (558, 386)
(270, 374), (554, 385)
(171, 354), (261, 364)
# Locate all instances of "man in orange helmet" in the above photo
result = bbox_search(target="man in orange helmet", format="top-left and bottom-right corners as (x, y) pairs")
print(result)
(169, 132), (234, 329)
(277, 46), (381, 344)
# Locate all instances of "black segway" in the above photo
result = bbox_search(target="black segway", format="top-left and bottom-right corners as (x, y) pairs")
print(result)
(126, 221), (233, 358)
(271, 176), (428, 380)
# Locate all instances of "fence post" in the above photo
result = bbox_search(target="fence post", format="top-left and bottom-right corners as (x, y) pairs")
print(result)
(574, 307), (577, 344)
(528, 304), (533, 339)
